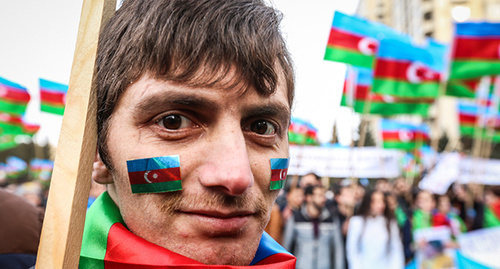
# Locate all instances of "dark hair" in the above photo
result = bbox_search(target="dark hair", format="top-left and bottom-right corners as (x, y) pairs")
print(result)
(95, 0), (295, 168)
(355, 190), (395, 254)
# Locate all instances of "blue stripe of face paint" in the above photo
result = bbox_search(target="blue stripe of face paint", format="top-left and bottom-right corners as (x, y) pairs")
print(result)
(127, 155), (180, 172)
(270, 158), (290, 170)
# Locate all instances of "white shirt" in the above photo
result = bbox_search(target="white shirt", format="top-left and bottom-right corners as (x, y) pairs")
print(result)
(346, 215), (404, 269)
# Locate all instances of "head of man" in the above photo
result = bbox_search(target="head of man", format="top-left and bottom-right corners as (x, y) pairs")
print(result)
(92, 0), (294, 266)
(304, 185), (327, 211)
(299, 172), (321, 188)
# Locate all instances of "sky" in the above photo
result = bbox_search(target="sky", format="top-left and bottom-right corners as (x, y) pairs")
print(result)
(0, 0), (359, 147)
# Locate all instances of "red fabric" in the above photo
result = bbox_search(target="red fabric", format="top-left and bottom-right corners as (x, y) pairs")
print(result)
(104, 223), (295, 268)
(374, 58), (440, 82)
(453, 37), (500, 59)
(327, 28), (366, 50)
(492, 200), (500, 220)
(432, 213), (450, 228)
(0, 85), (30, 102)
(342, 83), (370, 100)
(40, 90), (64, 104)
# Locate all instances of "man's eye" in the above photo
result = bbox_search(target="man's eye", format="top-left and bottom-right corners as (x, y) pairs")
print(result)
(250, 120), (276, 135)
(157, 114), (192, 130)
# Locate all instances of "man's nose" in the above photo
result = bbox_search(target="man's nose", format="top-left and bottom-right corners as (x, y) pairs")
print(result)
(197, 126), (254, 196)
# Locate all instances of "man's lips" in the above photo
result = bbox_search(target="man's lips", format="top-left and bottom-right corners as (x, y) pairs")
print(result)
(179, 210), (255, 234)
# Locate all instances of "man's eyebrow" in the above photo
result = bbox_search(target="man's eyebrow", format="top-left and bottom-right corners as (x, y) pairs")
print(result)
(243, 103), (291, 125)
(132, 91), (219, 114)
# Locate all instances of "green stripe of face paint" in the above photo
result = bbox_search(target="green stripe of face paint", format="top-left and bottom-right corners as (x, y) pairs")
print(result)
(131, 180), (182, 194)
(270, 180), (285, 190)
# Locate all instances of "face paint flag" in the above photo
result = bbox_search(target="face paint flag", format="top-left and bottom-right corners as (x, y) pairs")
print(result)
(450, 22), (500, 79)
(0, 76), (30, 116)
(270, 158), (289, 190)
(39, 78), (68, 115)
(127, 155), (181, 194)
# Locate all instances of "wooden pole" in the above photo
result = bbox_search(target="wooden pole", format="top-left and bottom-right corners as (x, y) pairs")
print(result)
(36, 0), (116, 268)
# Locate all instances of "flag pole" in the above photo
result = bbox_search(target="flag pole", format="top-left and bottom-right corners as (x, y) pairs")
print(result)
(36, 0), (116, 268)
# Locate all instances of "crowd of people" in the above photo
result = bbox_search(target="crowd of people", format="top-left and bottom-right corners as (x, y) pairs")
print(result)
(265, 173), (500, 269)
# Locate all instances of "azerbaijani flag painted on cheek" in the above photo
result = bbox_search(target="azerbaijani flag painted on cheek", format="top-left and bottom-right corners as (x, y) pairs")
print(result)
(270, 158), (289, 190)
(126, 155), (181, 194)
(39, 78), (68, 115)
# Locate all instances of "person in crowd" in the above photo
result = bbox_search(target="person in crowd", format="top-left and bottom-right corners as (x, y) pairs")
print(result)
(346, 190), (404, 269)
(433, 194), (467, 238)
(283, 185), (345, 269)
(80, 0), (297, 267)
(472, 185), (500, 229)
(412, 190), (437, 231)
(0, 189), (44, 269)
(299, 172), (322, 188)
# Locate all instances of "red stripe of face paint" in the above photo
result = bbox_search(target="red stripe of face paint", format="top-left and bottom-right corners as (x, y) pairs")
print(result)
(271, 168), (288, 182)
(128, 167), (181, 185)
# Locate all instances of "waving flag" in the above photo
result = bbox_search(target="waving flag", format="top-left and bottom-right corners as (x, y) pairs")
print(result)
(372, 39), (446, 98)
(127, 155), (181, 194)
(39, 78), (68, 115)
(446, 77), (489, 98)
(450, 22), (500, 79)
(288, 117), (319, 145)
(458, 100), (500, 142)
(341, 67), (433, 116)
(380, 118), (430, 150)
(324, 11), (409, 68)
(0, 77), (30, 116)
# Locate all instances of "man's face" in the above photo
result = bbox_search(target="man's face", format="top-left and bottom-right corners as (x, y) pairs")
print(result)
(104, 73), (290, 265)
(310, 187), (326, 209)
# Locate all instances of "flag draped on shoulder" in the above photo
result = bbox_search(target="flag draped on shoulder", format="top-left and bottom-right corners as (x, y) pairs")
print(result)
(39, 78), (68, 115)
(0, 77), (30, 116)
(324, 11), (408, 68)
(372, 39), (446, 98)
(450, 22), (500, 79)
(380, 118), (430, 150)
(80, 192), (296, 268)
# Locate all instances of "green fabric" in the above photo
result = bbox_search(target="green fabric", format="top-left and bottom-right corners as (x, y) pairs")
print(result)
(446, 79), (476, 98)
(412, 209), (432, 232)
(395, 206), (407, 227)
(80, 191), (124, 269)
(0, 121), (24, 135)
(383, 141), (420, 151)
(41, 103), (65, 115)
(324, 46), (374, 68)
(342, 96), (431, 116)
(0, 99), (27, 116)
(372, 78), (440, 98)
(450, 60), (500, 79)
(483, 207), (500, 228)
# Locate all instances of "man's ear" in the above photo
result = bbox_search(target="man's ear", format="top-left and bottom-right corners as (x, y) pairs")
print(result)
(93, 151), (113, 184)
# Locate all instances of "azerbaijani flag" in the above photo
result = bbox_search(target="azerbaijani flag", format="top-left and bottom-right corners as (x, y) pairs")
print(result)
(446, 77), (489, 98)
(270, 158), (289, 190)
(0, 77), (30, 116)
(324, 11), (409, 68)
(0, 113), (25, 135)
(457, 100), (500, 142)
(39, 78), (68, 115)
(380, 118), (430, 150)
(288, 117), (319, 145)
(126, 155), (181, 194)
(30, 158), (54, 181)
(450, 22), (500, 79)
(341, 66), (433, 116)
(372, 39), (446, 98)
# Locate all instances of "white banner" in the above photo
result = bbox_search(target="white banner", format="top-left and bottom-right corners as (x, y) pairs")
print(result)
(288, 145), (404, 178)
(458, 227), (500, 268)
(458, 157), (500, 185)
(419, 153), (460, 195)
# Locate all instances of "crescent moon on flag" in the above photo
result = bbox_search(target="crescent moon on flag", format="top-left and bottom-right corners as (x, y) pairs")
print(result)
(406, 62), (425, 84)
(358, 37), (377, 56)
(398, 129), (413, 142)
(143, 170), (153, 184)
(280, 169), (287, 180)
